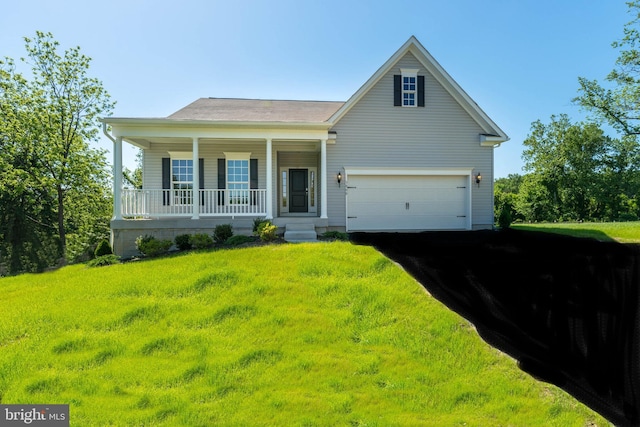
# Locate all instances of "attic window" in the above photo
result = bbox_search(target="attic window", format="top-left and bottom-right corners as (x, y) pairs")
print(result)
(402, 69), (417, 106)
(394, 69), (425, 107)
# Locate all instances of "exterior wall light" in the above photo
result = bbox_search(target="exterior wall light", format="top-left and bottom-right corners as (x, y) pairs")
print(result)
(475, 172), (482, 187)
(337, 172), (342, 187)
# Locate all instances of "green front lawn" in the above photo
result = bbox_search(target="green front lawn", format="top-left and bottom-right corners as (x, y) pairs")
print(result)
(0, 242), (610, 426)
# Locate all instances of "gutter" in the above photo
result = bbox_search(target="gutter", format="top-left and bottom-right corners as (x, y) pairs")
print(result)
(102, 121), (116, 144)
(480, 133), (510, 147)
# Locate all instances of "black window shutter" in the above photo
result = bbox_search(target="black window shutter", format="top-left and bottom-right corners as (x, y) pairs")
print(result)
(250, 159), (258, 189)
(250, 159), (258, 205)
(393, 75), (401, 106)
(418, 75), (425, 107)
(199, 158), (205, 205)
(217, 158), (226, 206)
(162, 157), (170, 206)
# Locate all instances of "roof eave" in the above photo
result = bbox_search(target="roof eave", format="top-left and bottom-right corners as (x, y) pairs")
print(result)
(101, 117), (333, 130)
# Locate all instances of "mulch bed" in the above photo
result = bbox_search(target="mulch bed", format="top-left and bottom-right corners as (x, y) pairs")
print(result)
(351, 228), (640, 427)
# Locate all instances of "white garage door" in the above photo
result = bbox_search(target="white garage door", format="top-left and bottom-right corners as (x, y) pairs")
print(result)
(346, 174), (469, 231)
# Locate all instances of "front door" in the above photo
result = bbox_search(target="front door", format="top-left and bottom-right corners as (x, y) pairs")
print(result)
(289, 169), (308, 213)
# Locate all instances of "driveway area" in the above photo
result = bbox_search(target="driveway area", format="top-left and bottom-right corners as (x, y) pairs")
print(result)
(351, 229), (640, 427)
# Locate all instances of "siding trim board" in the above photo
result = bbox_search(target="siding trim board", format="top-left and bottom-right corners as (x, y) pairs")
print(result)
(345, 167), (473, 177)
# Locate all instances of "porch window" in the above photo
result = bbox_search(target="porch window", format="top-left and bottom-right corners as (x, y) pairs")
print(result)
(225, 152), (251, 205)
(172, 158), (193, 205)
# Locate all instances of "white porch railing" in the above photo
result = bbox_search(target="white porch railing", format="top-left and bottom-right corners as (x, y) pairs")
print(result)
(121, 189), (268, 218)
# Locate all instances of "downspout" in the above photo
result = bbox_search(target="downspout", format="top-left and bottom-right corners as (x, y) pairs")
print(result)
(102, 121), (116, 144)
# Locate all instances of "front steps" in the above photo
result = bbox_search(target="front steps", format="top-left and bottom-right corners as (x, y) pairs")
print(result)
(284, 223), (318, 243)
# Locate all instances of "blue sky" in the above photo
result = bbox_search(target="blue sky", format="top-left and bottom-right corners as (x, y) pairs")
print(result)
(0, 0), (631, 178)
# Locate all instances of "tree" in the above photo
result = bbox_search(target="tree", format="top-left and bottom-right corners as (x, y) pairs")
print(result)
(593, 134), (640, 220)
(516, 173), (557, 222)
(576, 1), (640, 136)
(494, 174), (524, 226)
(520, 114), (640, 222)
(0, 31), (114, 273)
(123, 148), (143, 189)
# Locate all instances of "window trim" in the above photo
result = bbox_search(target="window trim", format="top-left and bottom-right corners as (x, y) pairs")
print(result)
(400, 68), (418, 107)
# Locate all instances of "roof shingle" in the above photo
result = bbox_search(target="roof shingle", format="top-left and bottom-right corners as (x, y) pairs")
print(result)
(167, 98), (345, 123)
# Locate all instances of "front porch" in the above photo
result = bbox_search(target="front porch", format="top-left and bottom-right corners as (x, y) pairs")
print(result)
(104, 119), (339, 257)
(121, 188), (269, 218)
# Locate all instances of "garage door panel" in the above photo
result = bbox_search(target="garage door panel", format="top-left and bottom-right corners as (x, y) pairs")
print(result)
(348, 213), (467, 231)
(408, 201), (465, 215)
(349, 188), (409, 203)
(346, 174), (468, 231)
(349, 201), (409, 216)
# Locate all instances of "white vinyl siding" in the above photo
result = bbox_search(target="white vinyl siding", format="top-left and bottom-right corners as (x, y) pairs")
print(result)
(327, 51), (495, 229)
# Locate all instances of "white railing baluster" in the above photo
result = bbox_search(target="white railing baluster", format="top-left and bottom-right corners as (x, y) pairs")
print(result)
(121, 189), (267, 218)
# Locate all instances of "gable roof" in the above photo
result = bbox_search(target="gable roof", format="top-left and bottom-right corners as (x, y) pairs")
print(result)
(168, 98), (344, 123)
(103, 36), (507, 145)
(329, 36), (509, 143)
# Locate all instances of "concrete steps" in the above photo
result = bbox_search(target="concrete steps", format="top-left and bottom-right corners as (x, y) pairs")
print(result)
(284, 223), (318, 243)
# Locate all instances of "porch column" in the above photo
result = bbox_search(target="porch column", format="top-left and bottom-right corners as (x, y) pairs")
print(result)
(265, 138), (273, 219)
(192, 137), (199, 219)
(113, 136), (123, 220)
(320, 139), (328, 219)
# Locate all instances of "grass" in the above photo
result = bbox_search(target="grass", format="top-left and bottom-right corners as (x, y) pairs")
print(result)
(0, 242), (611, 426)
(511, 220), (640, 243)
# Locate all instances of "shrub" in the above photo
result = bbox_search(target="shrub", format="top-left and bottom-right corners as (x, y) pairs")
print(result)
(175, 234), (192, 251)
(497, 201), (513, 229)
(255, 220), (278, 242)
(618, 212), (639, 222)
(259, 224), (278, 242)
(225, 235), (257, 246)
(252, 217), (267, 233)
(135, 235), (173, 257)
(321, 231), (349, 241)
(253, 219), (270, 235)
(94, 239), (113, 258)
(189, 233), (214, 249)
(87, 254), (120, 267)
(135, 235), (153, 252)
(214, 224), (234, 244)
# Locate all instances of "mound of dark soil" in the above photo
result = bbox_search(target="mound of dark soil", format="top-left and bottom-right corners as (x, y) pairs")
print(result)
(351, 229), (640, 427)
